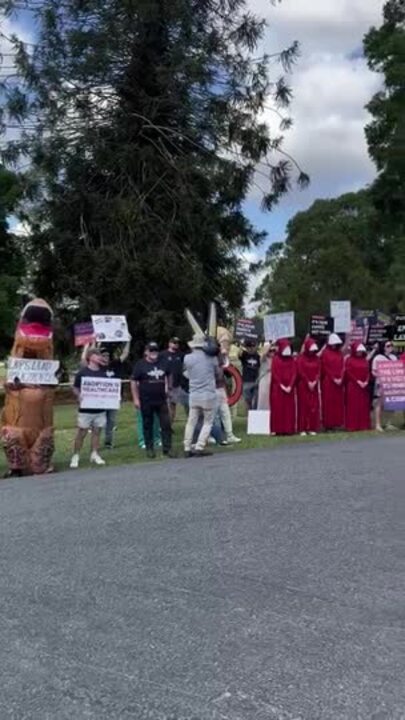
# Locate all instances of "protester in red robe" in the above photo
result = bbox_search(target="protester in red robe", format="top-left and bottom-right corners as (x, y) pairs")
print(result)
(270, 339), (297, 435)
(321, 333), (345, 430)
(344, 342), (371, 432)
(297, 337), (321, 435)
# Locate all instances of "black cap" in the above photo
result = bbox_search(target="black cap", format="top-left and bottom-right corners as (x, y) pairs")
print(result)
(147, 342), (159, 352)
(170, 336), (180, 344)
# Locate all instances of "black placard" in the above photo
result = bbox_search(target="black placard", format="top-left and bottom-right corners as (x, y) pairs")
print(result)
(310, 315), (334, 338)
(234, 318), (262, 342)
(393, 315), (405, 346)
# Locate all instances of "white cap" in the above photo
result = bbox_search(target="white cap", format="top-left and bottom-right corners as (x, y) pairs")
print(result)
(282, 346), (292, 357)
(357, 343), (367, 353)
(328, 333), (343, 346)
(309, 343), (318, 352)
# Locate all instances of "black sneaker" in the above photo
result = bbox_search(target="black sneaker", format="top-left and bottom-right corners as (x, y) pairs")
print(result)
(184, 451), (194, 459)
(146, 449), (156, 459)
(193, 449), (213, 458)
(163, 450), (176, 459)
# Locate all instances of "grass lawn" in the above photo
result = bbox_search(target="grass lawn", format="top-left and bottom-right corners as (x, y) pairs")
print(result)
(0, 401), (402, 475)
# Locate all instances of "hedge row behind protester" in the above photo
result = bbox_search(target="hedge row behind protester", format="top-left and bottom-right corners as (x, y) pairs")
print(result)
(70, 348), (108, 469)
(131, 342), (173, 459)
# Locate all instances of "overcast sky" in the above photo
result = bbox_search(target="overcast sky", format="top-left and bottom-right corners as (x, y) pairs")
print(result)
(244, 0), (385, 251)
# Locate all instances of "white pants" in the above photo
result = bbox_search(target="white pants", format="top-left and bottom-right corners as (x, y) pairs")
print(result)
(216, 388), (233, 440)
(184, 404), (215, 451)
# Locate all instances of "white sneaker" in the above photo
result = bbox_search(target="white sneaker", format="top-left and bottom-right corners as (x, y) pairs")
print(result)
(227, 435), (242, 444)
(70, 453), (80, 469)
(90, 452), (106, 466)
(309, 432), (317, 436)
(208, 437), (217, 445)
(300, 432), (307, 437)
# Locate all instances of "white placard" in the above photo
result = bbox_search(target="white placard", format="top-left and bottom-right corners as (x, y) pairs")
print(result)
(7, 358), (60, 385)
(80, 376), (121, 410)
(330, 301), (352, 333)
(247, 410), (271, 435)
(91, 315), (130, 343)
(263, 312), (295, 342)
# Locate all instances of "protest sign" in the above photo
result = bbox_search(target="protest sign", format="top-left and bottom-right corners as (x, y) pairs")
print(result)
(377, 361), (405, 411)
(7, 358), (60, 385)
(80, 376), (122, 410)
(234, 318), (262, 342)
(349, 320), (364, 344)
(367, 323), (388, 347)
(264, 312), (295, 342)
(330, 301), (352, 333)
(247, 410), (270, 435)
(393, 315), (405, 348)
(74, 321), (95, 347)
(91, 315), (130, 343)
(354, 309), (377, 327)
(310, 315), (334, 339)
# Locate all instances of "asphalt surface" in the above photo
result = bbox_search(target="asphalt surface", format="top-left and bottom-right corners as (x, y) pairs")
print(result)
(0, 438), (404, 720)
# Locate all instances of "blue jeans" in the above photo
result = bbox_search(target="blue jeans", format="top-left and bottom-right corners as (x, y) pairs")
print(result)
(193, 409), (224, 445)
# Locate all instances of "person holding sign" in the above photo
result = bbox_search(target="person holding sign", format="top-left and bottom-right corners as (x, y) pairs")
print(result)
(270, 339), (297, 435)
(371, 340), (398, 432)
(321, 334), (345, 431)
(131, 342), (173, 459)
(297, 338), (320, 436)
(70, 349), (109, 469)
(344, 343), (371, 432)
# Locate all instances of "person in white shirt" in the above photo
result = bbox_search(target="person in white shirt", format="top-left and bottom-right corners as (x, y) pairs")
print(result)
(371, 340), (397, 432)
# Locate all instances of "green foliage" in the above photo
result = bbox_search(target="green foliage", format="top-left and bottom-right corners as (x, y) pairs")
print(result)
(364, 0), (405, 310)
(254, 191), (390, 337)
(0, 166), (24, 350)
(0, 0), (304, 344)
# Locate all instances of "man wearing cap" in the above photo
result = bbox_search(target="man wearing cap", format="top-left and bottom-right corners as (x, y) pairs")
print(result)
(160, 337), (186, 422)
(131, 342), (173, 459)
(183, 334), (220, 457)
(70, 348), (109, 469)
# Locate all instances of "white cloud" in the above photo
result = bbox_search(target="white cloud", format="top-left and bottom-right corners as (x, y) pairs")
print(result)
(247, 0), (386, 228)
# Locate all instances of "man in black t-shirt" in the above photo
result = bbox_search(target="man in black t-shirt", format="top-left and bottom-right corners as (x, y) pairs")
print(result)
(131, 342), (173, 459)
(160, 337), (184, 421)
(239, 341), (261, 410)
(70, 348), (109, 469)
(100, 343), (130, 449)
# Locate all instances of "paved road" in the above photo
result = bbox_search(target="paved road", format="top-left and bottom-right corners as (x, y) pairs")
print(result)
(0, 438), (404, 720)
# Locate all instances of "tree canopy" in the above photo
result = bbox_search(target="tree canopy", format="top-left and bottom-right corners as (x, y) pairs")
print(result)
(0, 0), (307, 344)
(0, 166), (24, 351)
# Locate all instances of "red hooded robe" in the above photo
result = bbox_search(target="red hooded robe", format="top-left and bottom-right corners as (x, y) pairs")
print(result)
(270, 339), (297, 435)
(321, 344), (345, 430)
(297, 338), (321, 433)
(344, 342), (371, 431)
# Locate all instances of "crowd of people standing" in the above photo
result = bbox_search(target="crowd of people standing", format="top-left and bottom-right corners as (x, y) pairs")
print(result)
(68, 331), (404, 468)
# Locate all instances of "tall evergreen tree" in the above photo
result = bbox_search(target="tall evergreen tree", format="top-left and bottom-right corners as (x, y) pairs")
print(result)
(0, 0), (306, 341)
(364, 0), (405, 310)
(0, 166), (24, 352)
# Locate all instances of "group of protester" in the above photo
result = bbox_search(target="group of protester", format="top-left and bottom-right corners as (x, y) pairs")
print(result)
(69, 334), (241, 467)
(241, 334), (404, 436)
(68, 329), (404, 468)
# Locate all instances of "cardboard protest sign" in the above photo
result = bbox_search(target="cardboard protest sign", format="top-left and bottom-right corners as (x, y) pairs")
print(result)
(393, 315), (405, 348)
(310, 315), (334, 339)
(377, 361), (405, 411)
(247, 410), (271, 435)
(234, 318), (262, 342)
(7, 358), (60, 385)
(264, 312), (295, 342)
(367, 323), (388, 347)
(74, 321), (95, 347)
(330, 301), (352, 333)
(80, 376), (121, 410)
(91, 315), (130, 343)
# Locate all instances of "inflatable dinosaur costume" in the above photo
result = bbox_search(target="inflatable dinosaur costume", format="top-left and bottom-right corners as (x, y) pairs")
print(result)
(1, 299), (56, 476)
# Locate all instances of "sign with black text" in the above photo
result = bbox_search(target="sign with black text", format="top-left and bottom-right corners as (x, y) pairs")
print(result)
(393, 315), (405, 348)
(80, 377), (122, 410)
(7, 358), (60, 385)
